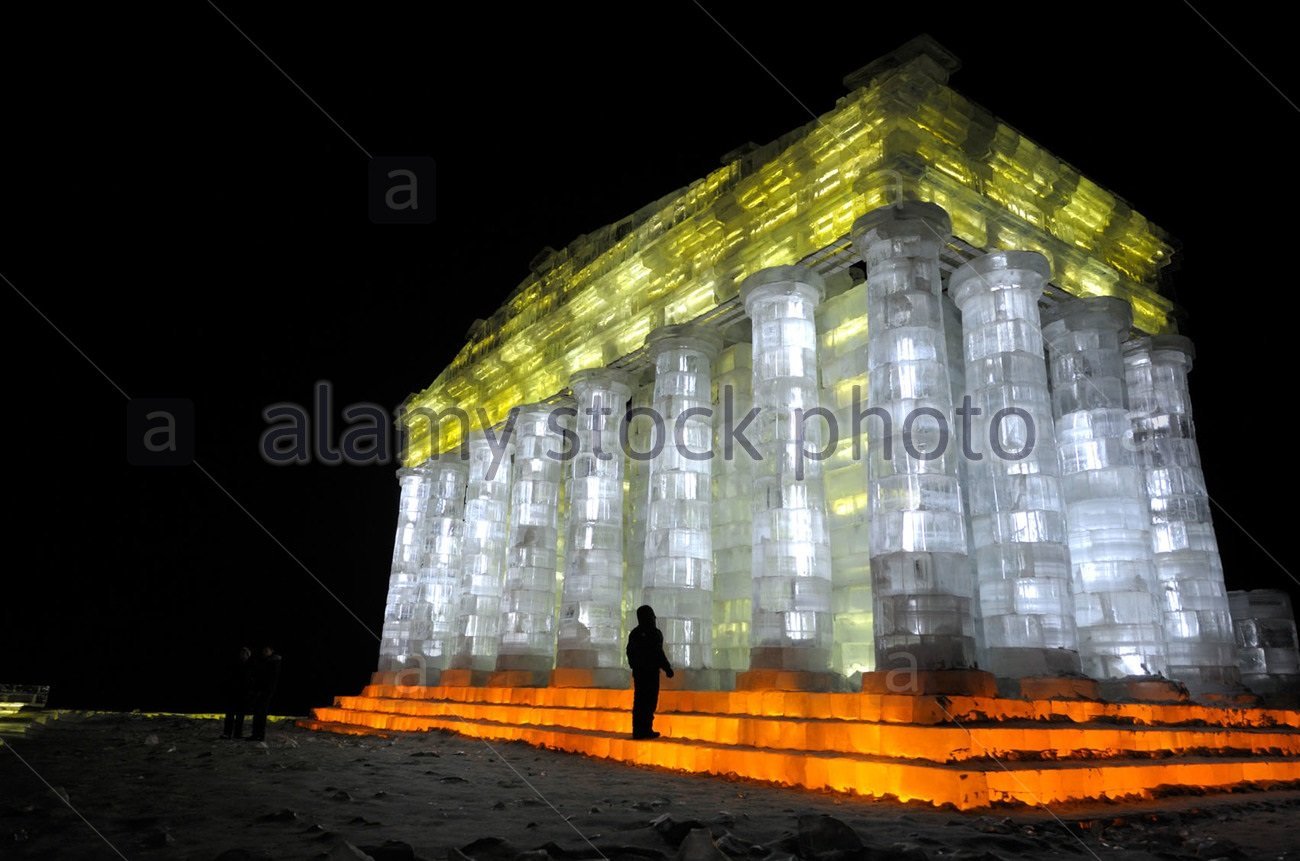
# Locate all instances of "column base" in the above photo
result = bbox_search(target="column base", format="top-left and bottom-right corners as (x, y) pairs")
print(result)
(487, 670), (551, 687)
(550, 668), (630, 688)
(859, 668), (997, 697)
(1009, 675), (1101, 701)
(747, 646), (832, 673)
(371, 668), (441, 688)
(1097, 676), (1190, 703)
(439, 669), (495, 687)
(660, 669), (735, 691)
(735, 669), (842, 692)
(1193, 689), (1260, 707)
(985, 646), (1082, 680)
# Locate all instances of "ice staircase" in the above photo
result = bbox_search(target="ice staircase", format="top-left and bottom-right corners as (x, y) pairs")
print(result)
(299, 684), (1300, 810)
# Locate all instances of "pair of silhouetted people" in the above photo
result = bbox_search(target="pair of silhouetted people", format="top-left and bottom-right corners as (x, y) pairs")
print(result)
(626, 605), (673, 739)
(221, 645), (281, 741)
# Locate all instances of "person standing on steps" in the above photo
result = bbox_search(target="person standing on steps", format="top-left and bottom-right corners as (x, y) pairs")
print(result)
(625, 605), (673, 739)
(246, 645), (282, 742)
(220, 645), (252, 739)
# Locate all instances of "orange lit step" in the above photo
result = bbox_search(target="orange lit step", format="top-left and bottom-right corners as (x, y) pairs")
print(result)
(302, 706), (1300, 810)
(335, 695), (1300, 763)
(362, 685), (1300, 729)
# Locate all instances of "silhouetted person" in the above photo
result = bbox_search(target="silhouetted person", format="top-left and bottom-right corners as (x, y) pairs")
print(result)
(246, 645), (282, 742)
(220, 646), (252, 739)
(626, 605), (673, 739)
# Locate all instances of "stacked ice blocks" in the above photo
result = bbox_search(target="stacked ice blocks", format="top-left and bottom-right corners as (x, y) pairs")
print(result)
(711, 343), (755, 671)
(417, 458), (469, 671)
(1125, 335), (1239, 692)
(379, 466), (433, 672)
(1044, 297), (1167, 680)
(1230, 590), (1300, 696)
(450, 433), (513, 671)
(557, 371), (631, 670)
(951, 250), (1080, 678)
(853, 202), (977, 671)
(497, 402), (569, 672)
(741, 266), (835, 672)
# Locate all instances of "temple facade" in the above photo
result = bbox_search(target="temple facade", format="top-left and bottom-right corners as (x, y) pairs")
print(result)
(372, 38), (1296, 702)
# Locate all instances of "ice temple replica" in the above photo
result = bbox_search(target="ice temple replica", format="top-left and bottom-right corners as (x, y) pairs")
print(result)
(305, 38), (1300, 808)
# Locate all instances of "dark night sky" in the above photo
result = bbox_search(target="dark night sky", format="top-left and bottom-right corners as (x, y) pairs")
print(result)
(3, 3), (1297, 714)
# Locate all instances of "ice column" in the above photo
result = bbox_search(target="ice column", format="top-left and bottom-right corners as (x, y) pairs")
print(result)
(416, 458), (470, 674)
(852, 202), (976, 671)
(741, 266), (834, 673)
(1043, 297), (1168, 680)
(1125, 335), (1240, 692)
(1229, 590), (1300, 696)
(556, 369), (632, 677)
(712, 343), (755, 671)
(950, 251), (1080, 678)
(496, 402), (569, 676)
(816, 278), (875, 675)
(642, 325), (722, 671)
(378, 466), (432, 673)
(450, 431), (513, 673)
(622, 379), (654, 649)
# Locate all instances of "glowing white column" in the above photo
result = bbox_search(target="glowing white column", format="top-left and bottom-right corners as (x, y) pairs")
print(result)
(378, 466), (432, 673)
(557, 370), (632, 672)
(416, 458), (470, 672)
(951, 251), (1080, 678)
(642, 325), (722, 670)
(622, 379), (654, 650)
(741, 266), (834, 673)
(1125, 335), (1239, 691)
(1044, 297), (1168, 680)
(496, 402), (568, 673)
(852, 202), (977, 672)
(450, 432), (513, 672)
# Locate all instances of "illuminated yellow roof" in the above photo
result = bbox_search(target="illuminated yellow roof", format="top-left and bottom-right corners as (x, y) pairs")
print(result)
(402, 38), (1174, 465)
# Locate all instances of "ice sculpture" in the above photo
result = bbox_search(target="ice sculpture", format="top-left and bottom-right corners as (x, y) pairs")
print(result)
(622, 379), (654, 651)
(416, 457), (470, 674)
(378, 466), (432, 674)
(712, 343), (755, 671)
(1124, 335), (1240, 693)
(556, 370), (632, 679)
(852, 202), (977, 671)
(816, 275), (875, 675)
(950, 251), (1080, 678)
(642, 325), (722, 672)
(1043, 297), (1168, 680)
(496, 401), (570, 678)
(450, 431), (514, 673)
(741, 266), (835, 673)
(1229, 590), (1300, 695)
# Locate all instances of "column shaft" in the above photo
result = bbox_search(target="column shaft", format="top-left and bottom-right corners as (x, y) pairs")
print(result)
(450, 433), (513, 672)
(951, 251), (1080, 679)
(1125, 335), (1239, 692)
(416, 458), (470, 674)
(642, 326), (722, 671)
(378, 466), (432, 674)
(741, 266), (834, 674)
(557, 370), (631, 675)
(711, 343), (756, 671)
(496, 403), (569, 675)
(853, 202), (977, 672)
(1044, 297), (1168, 680)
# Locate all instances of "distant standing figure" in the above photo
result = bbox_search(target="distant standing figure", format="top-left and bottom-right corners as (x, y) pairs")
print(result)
(625, 605), (673, 739)
(220, 645), (252, 739)
(246, 645), (282, 742)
